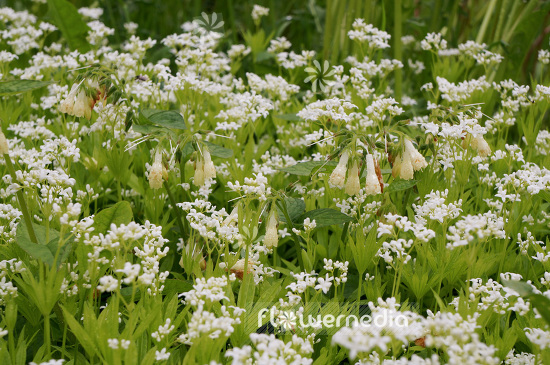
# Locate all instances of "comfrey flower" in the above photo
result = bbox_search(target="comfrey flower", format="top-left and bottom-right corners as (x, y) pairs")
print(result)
(193, 159), (205, 186)
(345, 160), (360, 195)
(59, 78), (103, 120)
(203, 148), (216, 179)
(264, 209), (279, 248)
(0, 129), (8, 154)
(470, 135), (491, 157)
(329, 150), (349, 188)
(392, 139), (427, 180)
(364, 154), (381, 195)
(148, 150), (165, 189)
(193, 146), (216, 186)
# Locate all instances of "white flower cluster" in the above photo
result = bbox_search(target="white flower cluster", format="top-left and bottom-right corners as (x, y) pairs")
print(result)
(178, 199), (241, 245)
(177, 304), (244, 345)
(461, 277), (530, 315)
(446, 212), (506, 249)
(226, 333), (314, 365)
(413, 189), (462, 224)
(227, 173), (272, 201)
(348, 19), (391, 50)
(332, 298), (424, 360)
(0, 203), (21, 243)
(297, 98), (357, 124)
(0, 259), (25, 306)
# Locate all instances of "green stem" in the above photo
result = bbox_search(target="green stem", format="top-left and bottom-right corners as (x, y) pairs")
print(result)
(278, 201), (305, 271)
(44, 313), (51, 355)
(164, 180), (185, 235)
(4, 153), (37, 243)
(393, 0), (403, 102)
(476, 0), (497, 44)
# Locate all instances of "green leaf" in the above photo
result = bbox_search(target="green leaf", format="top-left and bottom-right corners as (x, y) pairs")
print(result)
(386, 179), (418, 193)
(181, 142), (194, 159)
(15, 223), (59, 266)
(61, 305), (99, 359)
(277, 197), (306, 223)
(503, 280), (550, 326)
(203, 141), (234, 158)
(163, 279), (193, 297)
(280, 160), (337, 176)
(502, 280), (533, 297)
(131, 124), (158, 134)
(0, 80), (53, 96)
(297, 208), (355, 228)
(47, 0), (90, 52)
(139, 109), (186, 130)
(92, 201), (133, 235)
(274, 113), (300, 121)
(530, 294), (550, 326)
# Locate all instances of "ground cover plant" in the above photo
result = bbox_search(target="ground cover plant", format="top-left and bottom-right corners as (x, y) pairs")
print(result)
(1, 0), (550, 364)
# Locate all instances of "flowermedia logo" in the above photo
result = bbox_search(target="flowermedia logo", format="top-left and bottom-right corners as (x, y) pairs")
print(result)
(194, 12), (224, 33)
(305, 60), (336, 93)
(255, 305), (411, 334)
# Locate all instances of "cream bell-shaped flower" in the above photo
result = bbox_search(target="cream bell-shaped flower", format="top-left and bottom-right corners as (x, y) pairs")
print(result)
(148, 151), (164, 189)
(393, 153), (415, 180)
(365, 154), (381, 195)
(193, 159), (205, 186)
(60, 80), (98, 120)
(203, 148), (216, 179)
(404, 139), (428, 171)
(264, 210), (279, 248)
(471, 135), (491, 157)
(345, 161), (361, 195)
(329, 150), (349, 188)
(0, 130), (8, 154)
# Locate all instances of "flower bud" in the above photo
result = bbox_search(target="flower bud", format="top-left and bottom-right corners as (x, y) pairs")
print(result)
(148, 151), (164, 189)
(345, 161), (361, 195)
(365, 154), (381, 195)
(203, 148), (216, 179)
(329, 150), (349, 188)
(0, 130), (9, 155)
(264, 210), (279, 248)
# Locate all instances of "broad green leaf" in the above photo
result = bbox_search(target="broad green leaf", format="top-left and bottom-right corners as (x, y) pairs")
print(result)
(502, 280), (533, 297)
(503, 280), (550, 326)
(274, 113), (300, 121)
(530, 294), (550, 326)
(92, 201), (133, 235)
(280, 160), (337, 176)
(47, 0), (90, 52)
(203, 141), (234, 158)
(163, 279), (193, 297)
(277, 197), (306, 223)
(298, 208), (355, 228)
(386, 179), (418, 193)
(139, 109), (186, 130)
(131, 124), (159, 134)
(0, 80), (53, 96)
